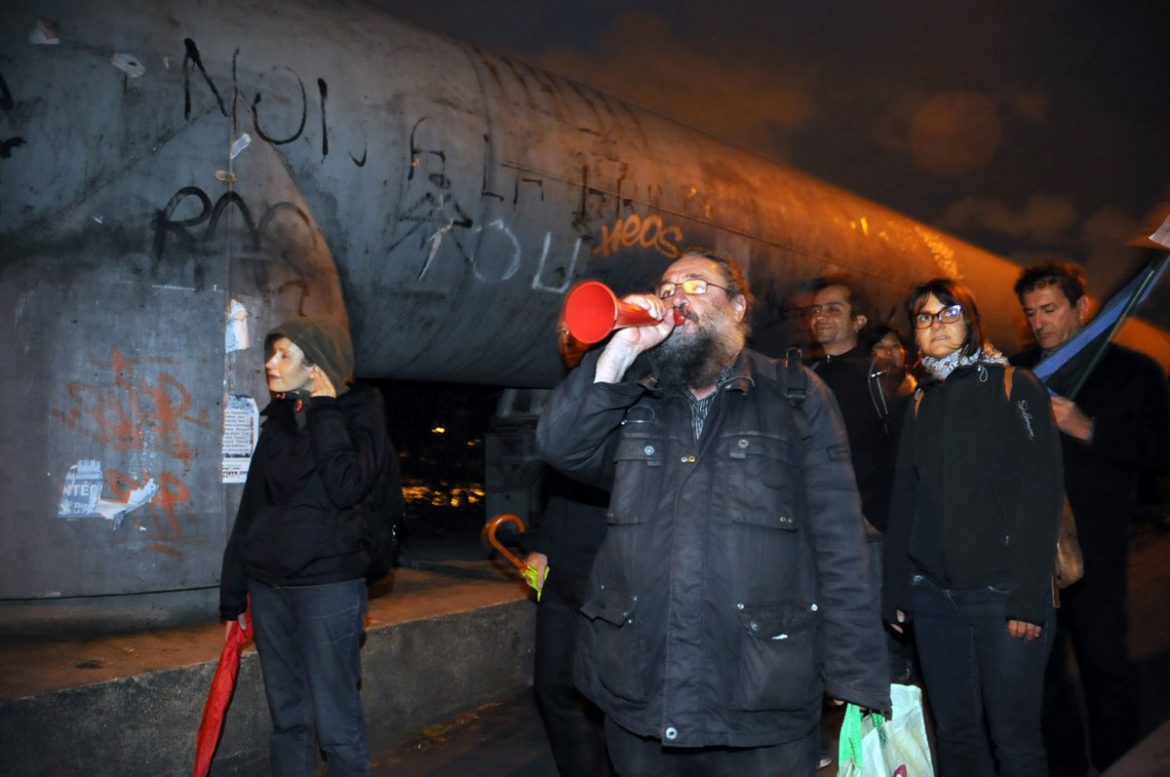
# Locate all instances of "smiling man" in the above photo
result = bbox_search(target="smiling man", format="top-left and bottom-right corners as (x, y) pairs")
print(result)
(537, 249), (889, 775)
(1012, 263), (1170, 776)
(807, 276), (895, 534)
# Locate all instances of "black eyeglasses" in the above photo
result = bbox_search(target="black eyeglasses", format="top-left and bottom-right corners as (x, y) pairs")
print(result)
(914, 304), (964, 329)
(656, 279), (731, 299)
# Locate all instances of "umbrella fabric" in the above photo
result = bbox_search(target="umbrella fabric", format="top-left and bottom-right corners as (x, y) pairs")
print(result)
(193, 606), (253, 777)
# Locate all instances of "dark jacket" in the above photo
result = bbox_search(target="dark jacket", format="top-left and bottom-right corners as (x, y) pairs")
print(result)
(810, 347), (895, 531)
(1011, 343), (1170, 574)
(528, 469), (609, 604)
(220, 383), (397, 620)
(883, 362), (1063, 625)
(536, 348), (890, 749)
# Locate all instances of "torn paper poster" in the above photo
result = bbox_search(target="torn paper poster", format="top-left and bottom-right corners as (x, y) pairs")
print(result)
(230, 133), (252, 160)
(222, 394), (260, 483)
(59, 459), (104, 517)
(58, 461), (156, 528)
(111, 53), (145, 78)
(225, 298), (250, 353)
(95, 479), (157, 529)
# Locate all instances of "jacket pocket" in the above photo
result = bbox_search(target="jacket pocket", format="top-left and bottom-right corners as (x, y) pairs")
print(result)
(733, 603), (821, 711)
(722, 432), (796, 524)
(608, 434), (665, 526)
(580, 588), (647, 703)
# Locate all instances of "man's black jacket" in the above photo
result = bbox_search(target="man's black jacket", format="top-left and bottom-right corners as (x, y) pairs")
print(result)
(1011, 344), (1170, 572)
(537, 348), (890, 748)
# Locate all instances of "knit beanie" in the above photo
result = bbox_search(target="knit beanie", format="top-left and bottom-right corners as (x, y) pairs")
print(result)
(266, 318), (354, 396)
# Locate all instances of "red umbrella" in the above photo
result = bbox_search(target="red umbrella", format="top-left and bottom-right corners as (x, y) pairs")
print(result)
(193, 601), (253, 777)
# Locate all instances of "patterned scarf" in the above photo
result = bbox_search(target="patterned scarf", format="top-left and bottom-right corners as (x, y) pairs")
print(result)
(921, 344), (1008, 382)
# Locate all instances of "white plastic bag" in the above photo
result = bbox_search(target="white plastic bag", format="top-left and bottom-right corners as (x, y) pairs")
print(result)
(838, 683), (935, 776)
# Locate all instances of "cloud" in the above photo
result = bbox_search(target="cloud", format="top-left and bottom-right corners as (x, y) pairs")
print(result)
(937, 194), (1077, 243)
(871, 86), (1050, 179)
(873, 90), (1007, 177)
(909, 91), (1002, 176)
(938, 197), (1147, 299)
(533, 10), (817, 160)
(1079, 205), (1144, 293)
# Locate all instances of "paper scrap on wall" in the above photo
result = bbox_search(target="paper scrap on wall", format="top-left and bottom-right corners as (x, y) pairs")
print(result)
(225, 298), (250, 353)
(59, 459), (104, 518)
(58, 460), (157, 528)
(222, 395), (260, 483)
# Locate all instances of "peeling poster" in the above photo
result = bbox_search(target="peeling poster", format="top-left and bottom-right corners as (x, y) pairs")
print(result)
(225, 298), (250, 353)
(222, 395), (260, 483)
(59, 459), (104, 518)
(58, 460), (157, 528)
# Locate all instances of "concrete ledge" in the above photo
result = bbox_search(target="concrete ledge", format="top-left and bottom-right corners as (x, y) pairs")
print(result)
(1104, 719), (1170, 777)
(0, 568), (535, 777)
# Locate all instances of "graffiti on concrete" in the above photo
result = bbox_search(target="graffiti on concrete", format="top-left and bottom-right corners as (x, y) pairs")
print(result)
(174, 36), (681, 296)
(592, 213), (684, 260)
(183, 38), (348, 161)
(51, 349), (208, 555)
(51, 349), (210, 462)
(105, 469), (192, 557)
(152, 186), (315, 260)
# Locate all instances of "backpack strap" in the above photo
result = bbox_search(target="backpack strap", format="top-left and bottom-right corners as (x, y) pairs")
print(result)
(781, 347), (811, 440)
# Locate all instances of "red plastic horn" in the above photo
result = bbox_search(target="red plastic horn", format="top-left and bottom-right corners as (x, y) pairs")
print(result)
(563, 280), (685, 344)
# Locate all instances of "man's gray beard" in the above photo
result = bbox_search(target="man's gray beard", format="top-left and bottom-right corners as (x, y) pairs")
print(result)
(654, 320), (743, 392)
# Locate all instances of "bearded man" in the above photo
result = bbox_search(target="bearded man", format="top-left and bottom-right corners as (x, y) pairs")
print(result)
(537, 249), (889, 775)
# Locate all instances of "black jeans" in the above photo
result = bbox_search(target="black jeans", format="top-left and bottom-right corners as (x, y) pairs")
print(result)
(534, 582), (611, 777)
(910, 575), (1054, 777)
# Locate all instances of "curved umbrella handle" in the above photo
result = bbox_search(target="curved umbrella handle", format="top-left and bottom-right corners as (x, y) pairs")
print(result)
(482, 513), (528, 572)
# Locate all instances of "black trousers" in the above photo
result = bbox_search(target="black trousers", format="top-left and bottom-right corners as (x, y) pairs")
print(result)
(533, 582), (611, 777)
(1042, 553), (1139, 775)
(911, 575), (1054, 777)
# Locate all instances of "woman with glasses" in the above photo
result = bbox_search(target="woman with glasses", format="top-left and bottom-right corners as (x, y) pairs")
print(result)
(882, 278), (1063, 776)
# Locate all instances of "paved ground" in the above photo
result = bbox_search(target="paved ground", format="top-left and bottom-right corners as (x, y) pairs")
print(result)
(372, 520), (1170, 776)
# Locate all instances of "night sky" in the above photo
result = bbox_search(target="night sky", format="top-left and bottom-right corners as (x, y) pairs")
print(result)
(377, 0), (1169, 311)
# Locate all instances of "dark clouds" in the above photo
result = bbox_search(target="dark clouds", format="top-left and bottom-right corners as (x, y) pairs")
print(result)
(380, 0), (1169, 293)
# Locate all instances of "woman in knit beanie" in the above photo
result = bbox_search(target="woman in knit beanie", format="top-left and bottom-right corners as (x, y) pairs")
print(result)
(220, 317), (401, 777)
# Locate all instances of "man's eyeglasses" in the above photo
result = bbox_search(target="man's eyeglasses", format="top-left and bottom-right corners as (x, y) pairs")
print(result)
(656, 279), (731, 299)
(914, 304), (964, 329)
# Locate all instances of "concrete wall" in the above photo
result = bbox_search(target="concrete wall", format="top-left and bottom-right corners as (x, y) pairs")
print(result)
(0, 597), (535, 776)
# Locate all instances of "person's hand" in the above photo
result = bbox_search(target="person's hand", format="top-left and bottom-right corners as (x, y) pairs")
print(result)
(889, 609), (907, 634)
(525, 552), (550, 587)
(1007, 619), (1042, 640)
(224, 612), (247, 642)
(1050, 396), (1093, 442)
(310, 366), (337, 398)
(594, 294), (678, 383)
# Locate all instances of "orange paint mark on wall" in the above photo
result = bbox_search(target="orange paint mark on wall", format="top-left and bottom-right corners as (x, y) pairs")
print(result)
(106, 469), (192, 555)
(51, 349), (209, 461)
(592, 213), (683, 259)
